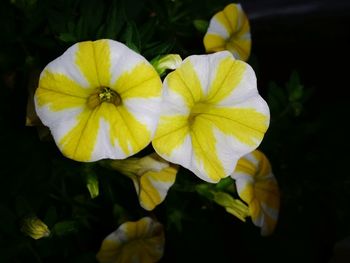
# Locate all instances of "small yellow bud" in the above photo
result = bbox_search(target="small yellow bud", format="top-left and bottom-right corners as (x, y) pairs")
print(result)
(212, 191), (249, 222)
(151, 54), (182, 76)
(21, 216), (50, 240)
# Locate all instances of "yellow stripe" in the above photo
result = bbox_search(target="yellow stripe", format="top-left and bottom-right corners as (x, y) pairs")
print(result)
(35, 86), (85, 111)
(190, 116), (225, 181)
(140, 175), (161, 210)
(93, 40), (112, 87)
(75, 41), (100, 88)
(167, 60), (203, 109)
(98, 103), (151, 156)
(38, 70), (91, 100)
(199, 107), (268, 146)
(207, 57), (246, 104)
(113, 62), (161, 99)
(223, 4), (241, 32)
(153, 115), (189, 156)
(203, 34), (226, 53)
(59, 107), (100, 161)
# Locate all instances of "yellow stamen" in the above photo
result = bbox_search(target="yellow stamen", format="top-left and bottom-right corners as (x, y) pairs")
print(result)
(87, 87), (122, 109)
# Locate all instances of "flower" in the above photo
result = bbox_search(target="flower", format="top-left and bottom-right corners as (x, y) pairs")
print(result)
(104, 153), (178, 211)
(152, 51), (269, 183)
(204, 3), (251, 61)
(21, 216), (50, 240)
(231, 150), (280, 236)
(96, 217), (165, 263)
(35, 39), (162, 162)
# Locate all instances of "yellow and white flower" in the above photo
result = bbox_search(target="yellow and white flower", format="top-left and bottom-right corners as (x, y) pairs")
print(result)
(152, 51), (269, 183)
(35, 39), (162, 162)
(231, 150), (280, 235)
(106, 153), (178, 211)
(96, 217), (164, 263)
(204, 3), (251, 61)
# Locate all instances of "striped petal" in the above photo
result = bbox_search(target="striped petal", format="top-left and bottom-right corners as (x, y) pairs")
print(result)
(231, 150), (280, 236)
(105, 154), (178, 210)
(133, 164), (178, 211)
(204, 3), (251, 61)
(35, 39), (162, 162)
(96, 217), (164, 263)
(153, 51), (269, 183)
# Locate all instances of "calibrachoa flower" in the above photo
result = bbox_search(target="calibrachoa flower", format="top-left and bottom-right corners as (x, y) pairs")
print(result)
(35, 39), (162, 162)
(96, 217), (165, 263)
(204, 3), (251, 61)
(152, 51), (269, 183)
(105, 153), (178, 210)
(231, 150), (280, 236)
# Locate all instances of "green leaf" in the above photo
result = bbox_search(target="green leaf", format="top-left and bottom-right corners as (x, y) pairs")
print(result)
(103, 2), (126, 39)
(58, 32), (77, 43)
(215, 177), (235, 191)
(52, 220), (78, 236)
(193, 19), (209, 33)
(123, 21), (141, 52)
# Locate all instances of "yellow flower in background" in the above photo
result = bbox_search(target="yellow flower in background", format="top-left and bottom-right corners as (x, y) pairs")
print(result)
(97, 217), (165, 263)
(231, 150), (280, 236)
(106, 153), (178, 211)
(204, 3), (251, 61)
(152, 51), (269, 183)
(35, 39), (162, 162)
(21, 216), (50, 240)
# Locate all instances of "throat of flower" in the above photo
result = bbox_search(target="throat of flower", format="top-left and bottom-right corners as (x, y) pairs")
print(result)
(188, 102), (208, 126)
(87, 87), (122, 109)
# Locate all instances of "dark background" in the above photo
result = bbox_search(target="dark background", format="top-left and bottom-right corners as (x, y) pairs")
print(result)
(0, 0), (350, 262)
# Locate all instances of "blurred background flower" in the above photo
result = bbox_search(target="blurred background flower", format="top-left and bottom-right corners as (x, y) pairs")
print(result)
(204, 3), (251, 61)
(96, 217), (164, 263)
(231, 150), (280, 236)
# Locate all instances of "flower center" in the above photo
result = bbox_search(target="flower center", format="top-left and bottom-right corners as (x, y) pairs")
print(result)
(188, 102), (208, 127)
(87, 87), (122, 109)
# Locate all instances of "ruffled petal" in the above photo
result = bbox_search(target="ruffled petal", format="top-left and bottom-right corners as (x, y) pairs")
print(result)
(231, 150), (280, 235)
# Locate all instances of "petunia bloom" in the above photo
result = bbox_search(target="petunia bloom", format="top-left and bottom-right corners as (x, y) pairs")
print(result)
(231, 150), (280, 236)
(104, 153), (178, 210)
(152, 51), (269, 183)
(96, 217), (164, 263)
(35, 39), (162, 162)
(204, 3), (251, 61)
